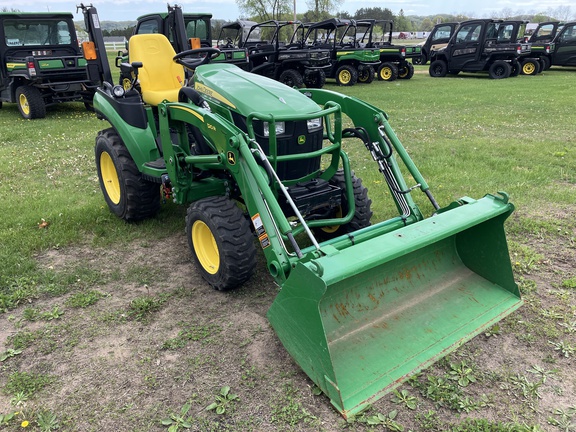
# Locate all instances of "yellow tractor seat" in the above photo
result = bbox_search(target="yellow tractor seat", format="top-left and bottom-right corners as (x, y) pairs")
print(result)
(128, 34), (185, 106)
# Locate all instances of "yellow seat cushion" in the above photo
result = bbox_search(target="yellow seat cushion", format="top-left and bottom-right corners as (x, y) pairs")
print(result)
(128, 34), (185, 105)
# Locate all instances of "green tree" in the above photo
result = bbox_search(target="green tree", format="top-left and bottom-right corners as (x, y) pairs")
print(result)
(305, 0), (343, 22)
(420, 17), (434, 31)
(336, 11), (352, 19)
(236, 0), (291, 21)
(353, 7), (393, 21)
(394, 9), (413, 32)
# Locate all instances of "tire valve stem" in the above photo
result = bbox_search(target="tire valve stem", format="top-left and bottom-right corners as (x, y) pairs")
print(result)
(161, 174), (172, 203)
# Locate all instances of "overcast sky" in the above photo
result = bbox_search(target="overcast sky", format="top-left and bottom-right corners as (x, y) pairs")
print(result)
(1, 0), (573, 23)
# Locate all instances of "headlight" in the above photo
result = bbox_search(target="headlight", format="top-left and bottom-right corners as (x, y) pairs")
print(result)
(112, 85), (125, 98)
(307, 118), (322, 132)
(263, 121), (285, 137)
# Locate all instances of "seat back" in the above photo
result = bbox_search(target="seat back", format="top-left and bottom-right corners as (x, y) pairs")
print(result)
(129, 34), (185, 105)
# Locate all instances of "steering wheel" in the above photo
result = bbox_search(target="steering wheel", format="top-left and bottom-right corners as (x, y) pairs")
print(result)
(173, 47), (221, 71)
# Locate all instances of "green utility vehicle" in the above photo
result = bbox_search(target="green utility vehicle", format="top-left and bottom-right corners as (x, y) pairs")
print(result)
(295, 18), (381, 85)
(0, 11), (95, 118)
(429, 19), (525, 79)
(241, 20), (331, 88)
(354, 19), (420, 81)
(85, 24), (522, 417)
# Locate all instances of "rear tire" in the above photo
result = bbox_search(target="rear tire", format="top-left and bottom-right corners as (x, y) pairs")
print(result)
(540, 56), (551, 71)
(489, 60), (511, 79)
(398, 62), (414, 79)
(316, 170), (372, 240)
(279, 69), (304, 88)
(377, 62), (398, 81)
(304, 69), (326, 88)
(335, 65), (358, 86)
(186, 196), (256, 290)
(429, 59), (448, 77)
(357, 65), (375, 83)
(16, 85), (45, 119)
(95, 128), (160, 221)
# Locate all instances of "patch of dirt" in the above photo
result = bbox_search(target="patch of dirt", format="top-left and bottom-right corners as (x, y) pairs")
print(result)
(1, 213), (576, 431)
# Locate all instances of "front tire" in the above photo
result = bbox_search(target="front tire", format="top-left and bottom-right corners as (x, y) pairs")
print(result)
(429, 59), (448, 77)
(95, 128), (160, 221)
(304, 69), (326, 88)
(186, 197), (256, 290)
(279, 69), (304, 88)
(16, 85), (45, 119)
(335, 65), (358, 86)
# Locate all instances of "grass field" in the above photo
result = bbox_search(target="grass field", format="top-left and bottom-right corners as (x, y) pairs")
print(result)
(0, 65), (575, 431)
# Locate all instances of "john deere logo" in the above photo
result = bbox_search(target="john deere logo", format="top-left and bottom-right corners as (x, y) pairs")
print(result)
(298, 135), (306, 145)
(227, 151), (236, 165)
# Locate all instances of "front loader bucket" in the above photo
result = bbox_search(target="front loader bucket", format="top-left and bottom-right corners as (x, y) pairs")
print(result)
(267, 194), (522, 418)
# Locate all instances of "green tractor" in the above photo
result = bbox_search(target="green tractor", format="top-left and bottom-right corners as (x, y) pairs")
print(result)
(89, 32), (522, 417)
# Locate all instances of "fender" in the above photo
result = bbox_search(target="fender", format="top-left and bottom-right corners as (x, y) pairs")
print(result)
(93, 89), (161, 171)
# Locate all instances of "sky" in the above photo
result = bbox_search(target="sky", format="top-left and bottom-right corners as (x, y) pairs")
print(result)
(0, 0), (573, 23)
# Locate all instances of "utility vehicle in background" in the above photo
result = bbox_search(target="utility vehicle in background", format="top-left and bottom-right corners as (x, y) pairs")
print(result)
(355, 19), (420, 81)
(0, 11), (95, 118)
(429, 19), (526, 79)
(293, 18), (381, 85)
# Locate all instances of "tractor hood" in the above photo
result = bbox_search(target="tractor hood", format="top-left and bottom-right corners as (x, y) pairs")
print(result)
(193, 64), (322, 117)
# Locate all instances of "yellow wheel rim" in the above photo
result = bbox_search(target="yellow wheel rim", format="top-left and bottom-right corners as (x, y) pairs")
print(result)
(522, 63), (535, 74)
(321, 207), (343, 234)
(192, 220), (220, 274)
(339, 70), (351, 84)
(380, 67), (392, 80)
(100, 152), (121, 205)
(19, 93), (30, 116)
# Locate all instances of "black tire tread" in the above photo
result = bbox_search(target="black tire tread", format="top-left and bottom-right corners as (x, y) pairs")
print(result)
(357, 65), (375, 84)
(378, 62), (399, 81)
(398, 62), (415, 79)
(279, 69), (304, 88)
(335, 65), (358, 86)
(96, 128), (160, 221)
(316, 170), (372, 239)
(16, 85), (46, 119)
(186, 196), (257, 291)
